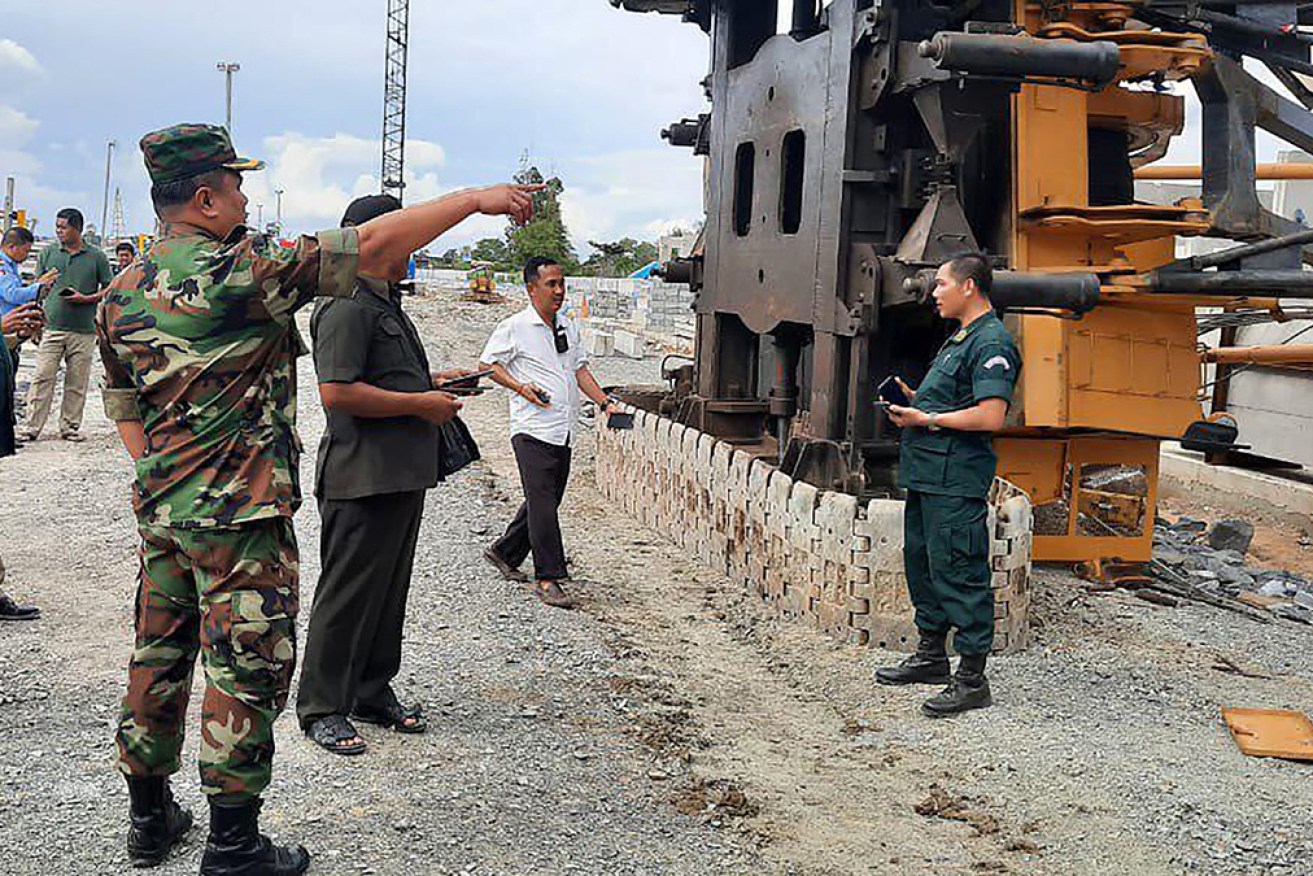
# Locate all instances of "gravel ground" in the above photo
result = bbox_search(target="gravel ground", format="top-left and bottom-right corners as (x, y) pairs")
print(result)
(2, 285), (1311, 875)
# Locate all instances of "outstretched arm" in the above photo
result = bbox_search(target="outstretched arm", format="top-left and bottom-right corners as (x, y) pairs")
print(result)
(356, 185), (541, 282)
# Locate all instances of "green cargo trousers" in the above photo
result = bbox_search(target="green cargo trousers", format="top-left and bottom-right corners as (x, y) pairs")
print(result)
(903, 490), (994, 655)
(116, 518), (299, 802)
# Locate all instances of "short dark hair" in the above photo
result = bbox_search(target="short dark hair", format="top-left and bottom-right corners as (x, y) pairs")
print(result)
(56, 207), (85, 231)
(2, 227), (35, 248)
(150, 169), (232, 216)
(524, 256), (561, 286)
(116, 241), (136, 256)
(945, 252), (993, 298)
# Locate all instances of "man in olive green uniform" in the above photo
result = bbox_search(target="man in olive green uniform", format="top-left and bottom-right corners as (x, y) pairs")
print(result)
(878, 253), (1021, 717)
(99, 123), (539, 874)
(20, 207), (113, 442)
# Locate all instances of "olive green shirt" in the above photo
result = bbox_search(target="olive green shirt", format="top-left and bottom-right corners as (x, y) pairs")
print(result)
(898, 310), (1021, 500)
(37, 242), (113, 333)
(310, 278), (441, 501)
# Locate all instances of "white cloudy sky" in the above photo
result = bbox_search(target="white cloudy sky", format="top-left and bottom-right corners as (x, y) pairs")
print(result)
(0, 1), (710, 252)
(2, 3), (1302, 252)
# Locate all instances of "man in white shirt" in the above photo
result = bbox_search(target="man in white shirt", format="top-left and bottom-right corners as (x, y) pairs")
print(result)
(479, 256), (615, 608)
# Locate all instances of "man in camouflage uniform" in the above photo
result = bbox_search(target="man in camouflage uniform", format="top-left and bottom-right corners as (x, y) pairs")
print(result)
(99, 123), (538, 874)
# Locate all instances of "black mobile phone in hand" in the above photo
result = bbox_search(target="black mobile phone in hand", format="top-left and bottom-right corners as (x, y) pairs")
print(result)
(877, 376), (909, 408)
(436, 368), (494, 393)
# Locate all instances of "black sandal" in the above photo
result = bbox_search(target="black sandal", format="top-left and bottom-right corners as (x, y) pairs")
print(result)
(353, 699), (428, 734)
(306, 714), (368, 756)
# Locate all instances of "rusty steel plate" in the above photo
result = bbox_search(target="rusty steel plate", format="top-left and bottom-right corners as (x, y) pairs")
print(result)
(1222, 708), (1313, 762)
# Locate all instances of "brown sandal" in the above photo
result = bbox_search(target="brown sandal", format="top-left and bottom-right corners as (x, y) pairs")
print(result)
(534, 580), (576, 610)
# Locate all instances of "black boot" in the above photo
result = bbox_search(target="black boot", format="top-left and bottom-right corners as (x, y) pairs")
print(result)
(126, 776), (194, 868)
(921, 653), (993, 717)
(875, 630), (950, 686)
(199, 798), (311, 876)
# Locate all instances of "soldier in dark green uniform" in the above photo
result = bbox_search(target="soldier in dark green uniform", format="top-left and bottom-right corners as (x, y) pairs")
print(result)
(877, 253), (1021, 717)
(98, 123), (539, 874)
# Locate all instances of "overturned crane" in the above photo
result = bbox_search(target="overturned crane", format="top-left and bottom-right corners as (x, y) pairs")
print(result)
(601, 0), (1313, 652)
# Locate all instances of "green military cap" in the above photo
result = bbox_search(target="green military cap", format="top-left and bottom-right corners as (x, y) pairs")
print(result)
(139, 123), (265, 185)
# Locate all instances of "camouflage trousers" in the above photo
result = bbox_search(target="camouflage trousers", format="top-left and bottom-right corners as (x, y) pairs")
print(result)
(116, 518), (299, 802)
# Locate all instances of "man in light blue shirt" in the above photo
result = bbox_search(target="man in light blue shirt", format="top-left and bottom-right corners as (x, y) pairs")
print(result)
(0, 227), (57, 317)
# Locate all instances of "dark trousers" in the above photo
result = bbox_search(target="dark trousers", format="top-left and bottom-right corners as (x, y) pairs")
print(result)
(1, 346), (14, 459)
(903, 490), (994, 655)
(491, 434), (572, 581)
(297, 490), (425, 729)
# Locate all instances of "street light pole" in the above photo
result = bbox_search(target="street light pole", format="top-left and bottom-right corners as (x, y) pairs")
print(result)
(256, 202), (264, 230)
(101, 140), (117, 243)
(216, 61), (241, 131)
(274, 188), (284, 236)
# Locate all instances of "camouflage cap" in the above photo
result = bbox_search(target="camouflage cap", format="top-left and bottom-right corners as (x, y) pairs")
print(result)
(140, 123), (265, 185)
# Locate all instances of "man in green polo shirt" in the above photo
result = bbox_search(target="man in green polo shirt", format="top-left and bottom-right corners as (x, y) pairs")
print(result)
(878, 253), (1021, 717)
(20, 207), (112, 443)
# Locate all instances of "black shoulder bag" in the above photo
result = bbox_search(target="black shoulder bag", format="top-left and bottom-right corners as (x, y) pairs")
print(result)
(437, 416), (481, 481)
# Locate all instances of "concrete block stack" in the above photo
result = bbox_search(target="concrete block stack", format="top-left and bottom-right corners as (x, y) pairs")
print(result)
(646, 281), (696, 333)
(567, 278), (695, 357)
(596, 406), (1034, 654)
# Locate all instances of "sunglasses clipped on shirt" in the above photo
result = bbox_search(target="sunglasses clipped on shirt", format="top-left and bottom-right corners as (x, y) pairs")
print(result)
(553, 321), (570, 354)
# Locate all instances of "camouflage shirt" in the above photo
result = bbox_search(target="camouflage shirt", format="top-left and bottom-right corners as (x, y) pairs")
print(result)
(96, 222), (359, 528)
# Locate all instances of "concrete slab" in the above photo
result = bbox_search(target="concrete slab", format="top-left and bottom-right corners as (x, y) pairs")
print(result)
(1160, 446), (1313, 520)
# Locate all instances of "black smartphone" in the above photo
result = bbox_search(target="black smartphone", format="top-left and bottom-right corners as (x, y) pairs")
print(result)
(435, 368), (495, 392)
(607, 411), (635, 430)
(877, 376), (909, 407)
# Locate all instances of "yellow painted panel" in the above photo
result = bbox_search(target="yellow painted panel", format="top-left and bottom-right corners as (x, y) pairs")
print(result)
(1017, 314), (1068, 427)
(1015, 84), (1088, 213)
(996, 437), (1068, 506)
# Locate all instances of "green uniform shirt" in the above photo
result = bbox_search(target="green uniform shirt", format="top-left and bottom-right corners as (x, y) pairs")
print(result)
(311, 278), (441, 501)
(898, 311), (1021, 500)
(95, 223), (360, 529)
(37, 243), (113, 333)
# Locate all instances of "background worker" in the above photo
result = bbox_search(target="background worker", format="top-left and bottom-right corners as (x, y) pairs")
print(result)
(1, 227), (59, 384)
(21, 207), (113, 443)
(1, 227), (59, 319)
(98, 122), (539, 874)
(479, 256), (616, 609)
(1, 302), (44, 457)
(114, 240), (137, 272)
(877, 253), (1021, 717)
(297, 194), (473, 757)
(2, 301), (45, 621)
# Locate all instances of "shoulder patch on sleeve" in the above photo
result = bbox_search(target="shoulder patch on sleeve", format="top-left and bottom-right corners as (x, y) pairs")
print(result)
(983, 355), (1012, 372)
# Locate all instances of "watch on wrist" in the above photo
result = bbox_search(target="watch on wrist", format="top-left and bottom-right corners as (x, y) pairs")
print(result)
(927, 412), (941, 432)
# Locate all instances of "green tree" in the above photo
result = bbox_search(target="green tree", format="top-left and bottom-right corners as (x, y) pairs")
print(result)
(505, 164), (577, 271)
(581, 237), (659, 277)
(470, 237), (512, 269)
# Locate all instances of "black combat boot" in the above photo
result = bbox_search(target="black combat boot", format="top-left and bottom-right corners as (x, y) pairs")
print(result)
(199, 798), (311, 876)
(875, 630), (951, 686)
(921, 653), (993, 717)
(126, 776), (194, 868)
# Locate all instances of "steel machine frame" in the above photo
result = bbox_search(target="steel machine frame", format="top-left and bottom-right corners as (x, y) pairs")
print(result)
(611, 0), (1313, 563)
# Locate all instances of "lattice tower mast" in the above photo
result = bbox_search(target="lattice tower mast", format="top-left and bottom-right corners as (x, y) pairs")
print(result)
(381, 0), (410, 199)
(109, 188), (126, 246)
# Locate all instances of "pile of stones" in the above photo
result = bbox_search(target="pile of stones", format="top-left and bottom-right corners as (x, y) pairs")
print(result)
(1153, 516), (1313, 624)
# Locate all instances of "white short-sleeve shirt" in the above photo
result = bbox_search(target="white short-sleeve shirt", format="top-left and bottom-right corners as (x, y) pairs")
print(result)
(479, 306), (589, 447)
